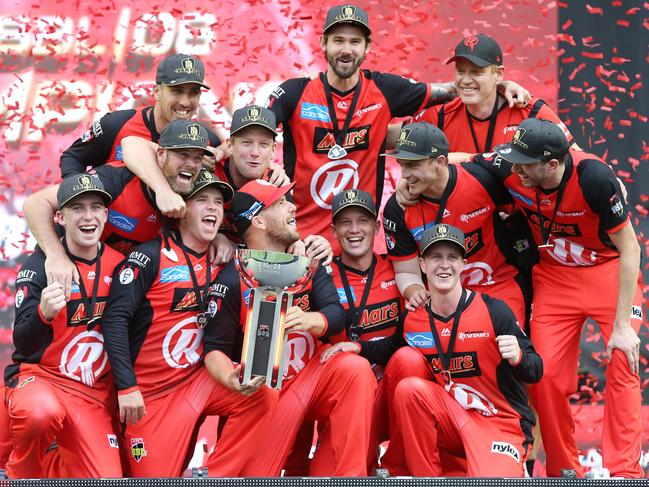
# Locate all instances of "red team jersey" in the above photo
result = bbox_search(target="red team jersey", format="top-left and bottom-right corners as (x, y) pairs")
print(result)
(6, 242), (124, 404)
(361, 292), (542, 448)
(413, 97), (574, 153)
(267, 71), (432, 240)
(102, 233), (222, 397)
(383, 163), (519, 289)
(329, 254), (403, 343)
(477, 150), (628, 267)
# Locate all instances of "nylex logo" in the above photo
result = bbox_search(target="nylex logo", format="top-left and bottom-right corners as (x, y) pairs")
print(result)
(491, 441), (520, 462)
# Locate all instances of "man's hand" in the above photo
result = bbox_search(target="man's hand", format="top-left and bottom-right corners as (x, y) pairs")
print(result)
(39, 282), (67, 321)
(44, 253), (79, 301)
(210, 233), (236, 264)
(207, 141), (230, 163)
(496, 335), (522, 366)
(284, 306), (324, 334)
(118, 390), (146, 425)
(395, 178), (420, 208)
(607, 325), (640, 375)
(226, 365), (266, 396)
(499, 80), (531, 108)
(405, 286), (429, 311)
(320, 342), (361, 363)
(155, 187), (186, 219)
(268, 162), (291, 187)
(303, 234), (333, 266)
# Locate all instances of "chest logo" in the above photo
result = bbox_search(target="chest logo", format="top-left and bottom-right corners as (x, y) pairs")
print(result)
(59, 331), (108, 387)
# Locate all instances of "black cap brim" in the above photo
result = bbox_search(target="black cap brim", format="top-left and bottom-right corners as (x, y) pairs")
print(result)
(324, 20), (371, 36)
(420, 237), (466, 257)
(187, 181), (234, 202)
(493, 143), (541, 165)
(381, 148), (430, 160)
(446, 54), (493, 67)
(58, 189), (112, 210)
(163, 144), (213, 156)
(159, 79), (210, 90)
(332, 202), (377, 220)
(230, 121), (278, 137)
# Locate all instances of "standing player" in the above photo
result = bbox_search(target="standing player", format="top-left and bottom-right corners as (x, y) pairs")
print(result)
(102, 169), (277, 477)
(5, 173), (123, 478)
(204, 179), (376, 476)
(266, 5), (530, 244)
(326, 224), (542, 476)
(483, 118), (643, 478)
(382, 123), (530, 326)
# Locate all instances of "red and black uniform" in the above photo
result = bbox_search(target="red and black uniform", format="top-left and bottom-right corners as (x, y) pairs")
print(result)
(205, 260), (376, 476)
(361, 292), (542, 476)
(102, 232), (276, 477)
(478, 151), (644, 478)
(5, 241), (123, 478)
(383, 162), (529, 325)
(413, 96), (574, 153)
(329, 254), (402, 344)
(60, 106), (221, 177)
(267, 71), (433, 241)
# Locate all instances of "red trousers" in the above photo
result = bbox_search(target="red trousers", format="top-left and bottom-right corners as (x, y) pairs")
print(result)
(125, 367), (277, 477)
(242, 349), (376, 476)
(5, 373), (121, 478)
(0, 388), (11, 468)
(393, 376), (526, 477)
(529, 260), (644, 478)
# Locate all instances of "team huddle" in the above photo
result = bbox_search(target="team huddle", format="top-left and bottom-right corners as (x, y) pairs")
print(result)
(4, 3), (644, 480)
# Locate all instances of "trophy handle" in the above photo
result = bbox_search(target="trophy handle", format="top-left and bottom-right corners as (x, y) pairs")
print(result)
(239, 288), (256, 385)
(270, 292), (291, 389)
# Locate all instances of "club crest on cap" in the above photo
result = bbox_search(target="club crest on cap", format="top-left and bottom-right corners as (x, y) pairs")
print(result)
(513, 128), (528, 150)
(202, 171), (214, 182)
(344, 189), (358, 201)
(341, 5), (356, 19)
(436, 225), (449, 237)
(464, 35), (479, 51)
(74, 175), (93, 190)
(398, 128), (416, 147)
(180, 124), (205, 143)
(176, 57), (201, 76)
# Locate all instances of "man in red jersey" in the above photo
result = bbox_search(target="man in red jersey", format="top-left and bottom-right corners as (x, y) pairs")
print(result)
(102, 169), (277, 477)
(481, 118), (643, 478)
(325, 223), (542, 476)
(5, 173), (123, 478)
(204, 179), (376, 476)
(382, 122), (530, 326)
(265, 5), (530, 246)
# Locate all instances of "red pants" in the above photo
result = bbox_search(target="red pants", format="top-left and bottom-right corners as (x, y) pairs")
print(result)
(5, 374), (121, 478)
(529, 260), (644, 478)
(393, 376), (526, 477)
(242, 350), (376, 476)
(0, 388), (11, 468)
(125, 367), (277, 477)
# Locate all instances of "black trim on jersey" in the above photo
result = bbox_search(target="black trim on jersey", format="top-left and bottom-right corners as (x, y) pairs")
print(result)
(103, 238), (161, 391)
(369, 71), (428, 117)
(527, 99), (547, 119)
(359, 310), (408, 366)
(437, 105), (445, 130)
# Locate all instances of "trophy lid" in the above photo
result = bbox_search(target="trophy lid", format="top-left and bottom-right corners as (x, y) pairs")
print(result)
(235, 249), (317, 293)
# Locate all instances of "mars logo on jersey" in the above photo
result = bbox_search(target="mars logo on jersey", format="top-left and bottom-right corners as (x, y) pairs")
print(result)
(59, 331), (108, 387)
(428, 351), (480, 378)
(162, 316), (204, 369)
(310, 159), (359, 209)
(522, 208), (582, 237)
(282, 331), (316, 381)
(313, 125), (370, 154)
(68, 299), (108, 326)
(131, 438), (147, 462)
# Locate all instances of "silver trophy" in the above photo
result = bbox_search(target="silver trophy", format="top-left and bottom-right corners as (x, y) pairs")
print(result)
(235, 249), (318, 389)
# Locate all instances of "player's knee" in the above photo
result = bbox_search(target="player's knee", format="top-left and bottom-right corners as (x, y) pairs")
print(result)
(253, 385), (279, 409)
(329, 352), (375, 384)
(13, 397), (64, 437)
(393, 376), (432, 410)
(384, 347), (429, 382)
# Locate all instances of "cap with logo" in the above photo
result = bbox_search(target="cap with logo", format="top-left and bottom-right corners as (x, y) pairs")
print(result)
(159, 120), (212, 155)
(323, 4), (371, 35)
(420, 224), (466, 257)
(230, 105), (278, 137)
(446, 34), (503, 67)
(230, 179), (296, 235)
(57, 173), (112, 210)
(186, 168), (234, 202)
(156, 54), (210, 89)
(331, 188), (377, 220)
(382, 122), (449, 160)
(493, 118), (569, 165)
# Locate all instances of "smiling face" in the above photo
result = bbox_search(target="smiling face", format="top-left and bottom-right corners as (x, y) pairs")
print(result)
(511, 161), (551, 188)
(158, 147), (204, 196)
(256, 196), (300, 248)
(153, 83), (202, 129)
(228, 126), (276, 186)
(57, 193), (108, 256)
(332, 206), (378, 260)
(397, 157), (439, 196)
(179, 186), (224, 251)
(321, 24), (370, 80)
(419, 241), (466, 294)
(454, 58), (503, 110)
